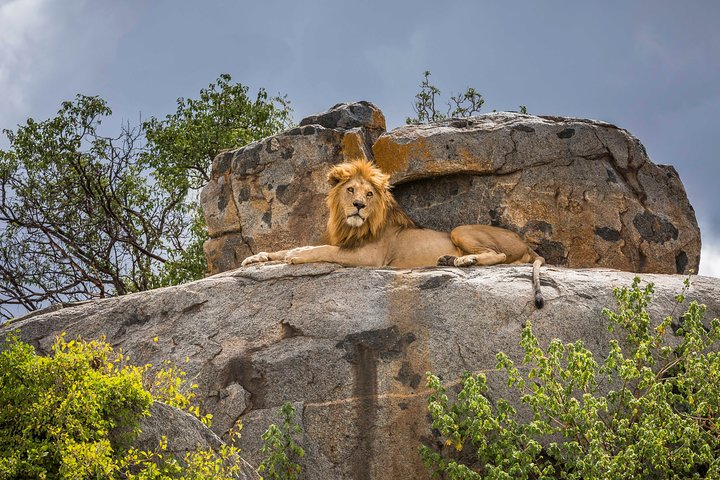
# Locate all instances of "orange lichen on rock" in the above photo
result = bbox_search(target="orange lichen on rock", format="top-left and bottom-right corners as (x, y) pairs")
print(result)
(341, 131), (369, 161)
(372, 137), (431, 175)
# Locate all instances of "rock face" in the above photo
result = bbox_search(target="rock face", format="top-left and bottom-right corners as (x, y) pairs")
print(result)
(125, 402), (259, 479)
(200, 104), (700, 275)
(4, 265), (720, 479)
(373, 114), (700, 274)
(201, 101), (385, 274)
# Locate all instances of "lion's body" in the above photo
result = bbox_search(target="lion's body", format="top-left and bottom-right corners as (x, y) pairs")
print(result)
(242, 159), (546, 307)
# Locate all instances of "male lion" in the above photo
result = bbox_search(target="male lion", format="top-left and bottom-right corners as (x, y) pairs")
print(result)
(242, 159), (546, 308)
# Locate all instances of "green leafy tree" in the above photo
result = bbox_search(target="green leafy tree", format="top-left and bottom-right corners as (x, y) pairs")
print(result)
(421, 277), (720, 479)
(0, 333), (244, 479)
(143, 73), (292, 193)
(0, 74), (293, 319)
(407, 71), (484, 124)
(257, 402), (305, 480)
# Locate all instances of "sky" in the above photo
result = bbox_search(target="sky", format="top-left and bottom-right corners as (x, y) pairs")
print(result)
(1, 0), (718, 277)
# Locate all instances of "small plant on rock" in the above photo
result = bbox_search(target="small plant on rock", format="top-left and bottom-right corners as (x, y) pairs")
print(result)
(257, 402), (306, 480)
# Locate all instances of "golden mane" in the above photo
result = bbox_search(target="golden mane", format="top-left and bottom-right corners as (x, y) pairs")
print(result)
(325, 159), (416, 248)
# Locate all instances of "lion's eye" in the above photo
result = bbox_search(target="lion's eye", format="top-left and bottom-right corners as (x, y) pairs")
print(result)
(347, 187), (354, 194)
(366, 191), (373, 197)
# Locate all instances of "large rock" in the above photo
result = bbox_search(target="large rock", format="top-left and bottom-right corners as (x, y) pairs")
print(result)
(122, 402), (259, 479)
(200, 101), (385, 274)
(200, 105), (700, 275)
(373, 113), (700, 274)
(4, 265), (719, 479)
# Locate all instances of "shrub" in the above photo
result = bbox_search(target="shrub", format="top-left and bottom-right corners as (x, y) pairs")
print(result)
(421, 277), (720, 479)
(257, 402), (305, 480)
(0, 334), (241, 479)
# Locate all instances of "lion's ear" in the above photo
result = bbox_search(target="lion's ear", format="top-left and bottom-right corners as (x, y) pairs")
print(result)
(328, 164), (349, 187)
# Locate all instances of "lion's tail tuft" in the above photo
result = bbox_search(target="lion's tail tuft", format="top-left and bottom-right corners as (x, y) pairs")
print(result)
(532, 256), (545, 309)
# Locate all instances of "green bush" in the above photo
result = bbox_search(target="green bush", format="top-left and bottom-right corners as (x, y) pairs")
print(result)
(257, 402), (305, 480)
(0, 334), (241, 479)
(421, 277), (720, 479)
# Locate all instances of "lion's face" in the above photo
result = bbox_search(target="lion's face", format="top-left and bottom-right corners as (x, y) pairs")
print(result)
(339, 176), (379, 228)
(325, 159), (393, 247)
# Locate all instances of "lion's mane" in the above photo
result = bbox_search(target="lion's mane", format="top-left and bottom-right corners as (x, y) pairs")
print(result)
(325, 159), (416, 249)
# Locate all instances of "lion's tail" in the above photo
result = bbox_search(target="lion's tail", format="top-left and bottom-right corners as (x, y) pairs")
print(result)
(532, 255), (545, 309)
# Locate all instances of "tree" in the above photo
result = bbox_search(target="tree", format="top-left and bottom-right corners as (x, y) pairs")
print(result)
(421, 277), (720, 479)
(0, 75), (293, 320)
(406, 71), (485, 124)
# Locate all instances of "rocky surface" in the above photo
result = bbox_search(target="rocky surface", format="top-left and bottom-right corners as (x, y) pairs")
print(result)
(200, 104), (700, 275)
(126, 402), (258, 479)
(200, 101), (384, 274)
(4, 265), (719, 479)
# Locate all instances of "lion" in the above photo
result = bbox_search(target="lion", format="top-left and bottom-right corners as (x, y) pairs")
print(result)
(242, 158), (546, 308)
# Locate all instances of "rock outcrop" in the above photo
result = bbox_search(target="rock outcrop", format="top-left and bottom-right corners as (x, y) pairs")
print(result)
(200, 102), (385, 274)
(373, 114), (700, 274)
(4, 265), (719, 479)
(123, 402), (258, 479)
(200, 104), (700, 275)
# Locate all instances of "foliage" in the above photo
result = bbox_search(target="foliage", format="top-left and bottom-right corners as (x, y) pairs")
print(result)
(0, 334), (243, 479)
(143, 73), (292, 193)
(421, 277), (720, 479)
(257, 402), (306, 480)
(0, 74), (293, 320)
(406, 71), (484, 124)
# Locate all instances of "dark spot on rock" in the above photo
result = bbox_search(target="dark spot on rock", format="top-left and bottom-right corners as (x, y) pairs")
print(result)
(217, 182), (229, 211)
(513, 125), (535, 133)
(633, 212), (679, 244)
(286, 127), (302, 136)
(450, 119), (469, 128)
(262, 209), (272, 227)
(557, 128), (575, 139)
(595, 227), (621, 242)
(233, 144), (262, 177)
(181, 301), (208, 315)
(122, 313), (149, 327)
(536, 240), (567, 266)
(395, 361), (421, 389)
(398, 402), (409, 411)
(237, 186), (250, 202)
(336, 327), (416, 363)
(675, 251), (688, 274)
(275, 184), (290, 204)
(606, 168), (618, 183)
(212, 151), (233, 177)
(280, 146), (294, 160)
(301, 125), (317, 136)
(419, 274), (454, 290)
(521, 220), (553, 237)
(222, 354), (267, 410)
(281, 320), (303, 339)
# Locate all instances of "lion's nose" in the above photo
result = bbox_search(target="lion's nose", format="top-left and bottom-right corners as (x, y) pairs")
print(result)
(353, 199), (366, 210)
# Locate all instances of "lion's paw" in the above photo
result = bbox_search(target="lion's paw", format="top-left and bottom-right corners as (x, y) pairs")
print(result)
(437, 255), (458, 267)
(241, 252), (270, 266)
(454, 255), (479, 267)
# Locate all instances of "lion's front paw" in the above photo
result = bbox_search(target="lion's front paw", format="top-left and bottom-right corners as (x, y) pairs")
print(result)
(241, 252), (270, 266)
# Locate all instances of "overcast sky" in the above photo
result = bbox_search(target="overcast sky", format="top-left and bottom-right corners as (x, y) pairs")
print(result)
(1, 0), (718, 277)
